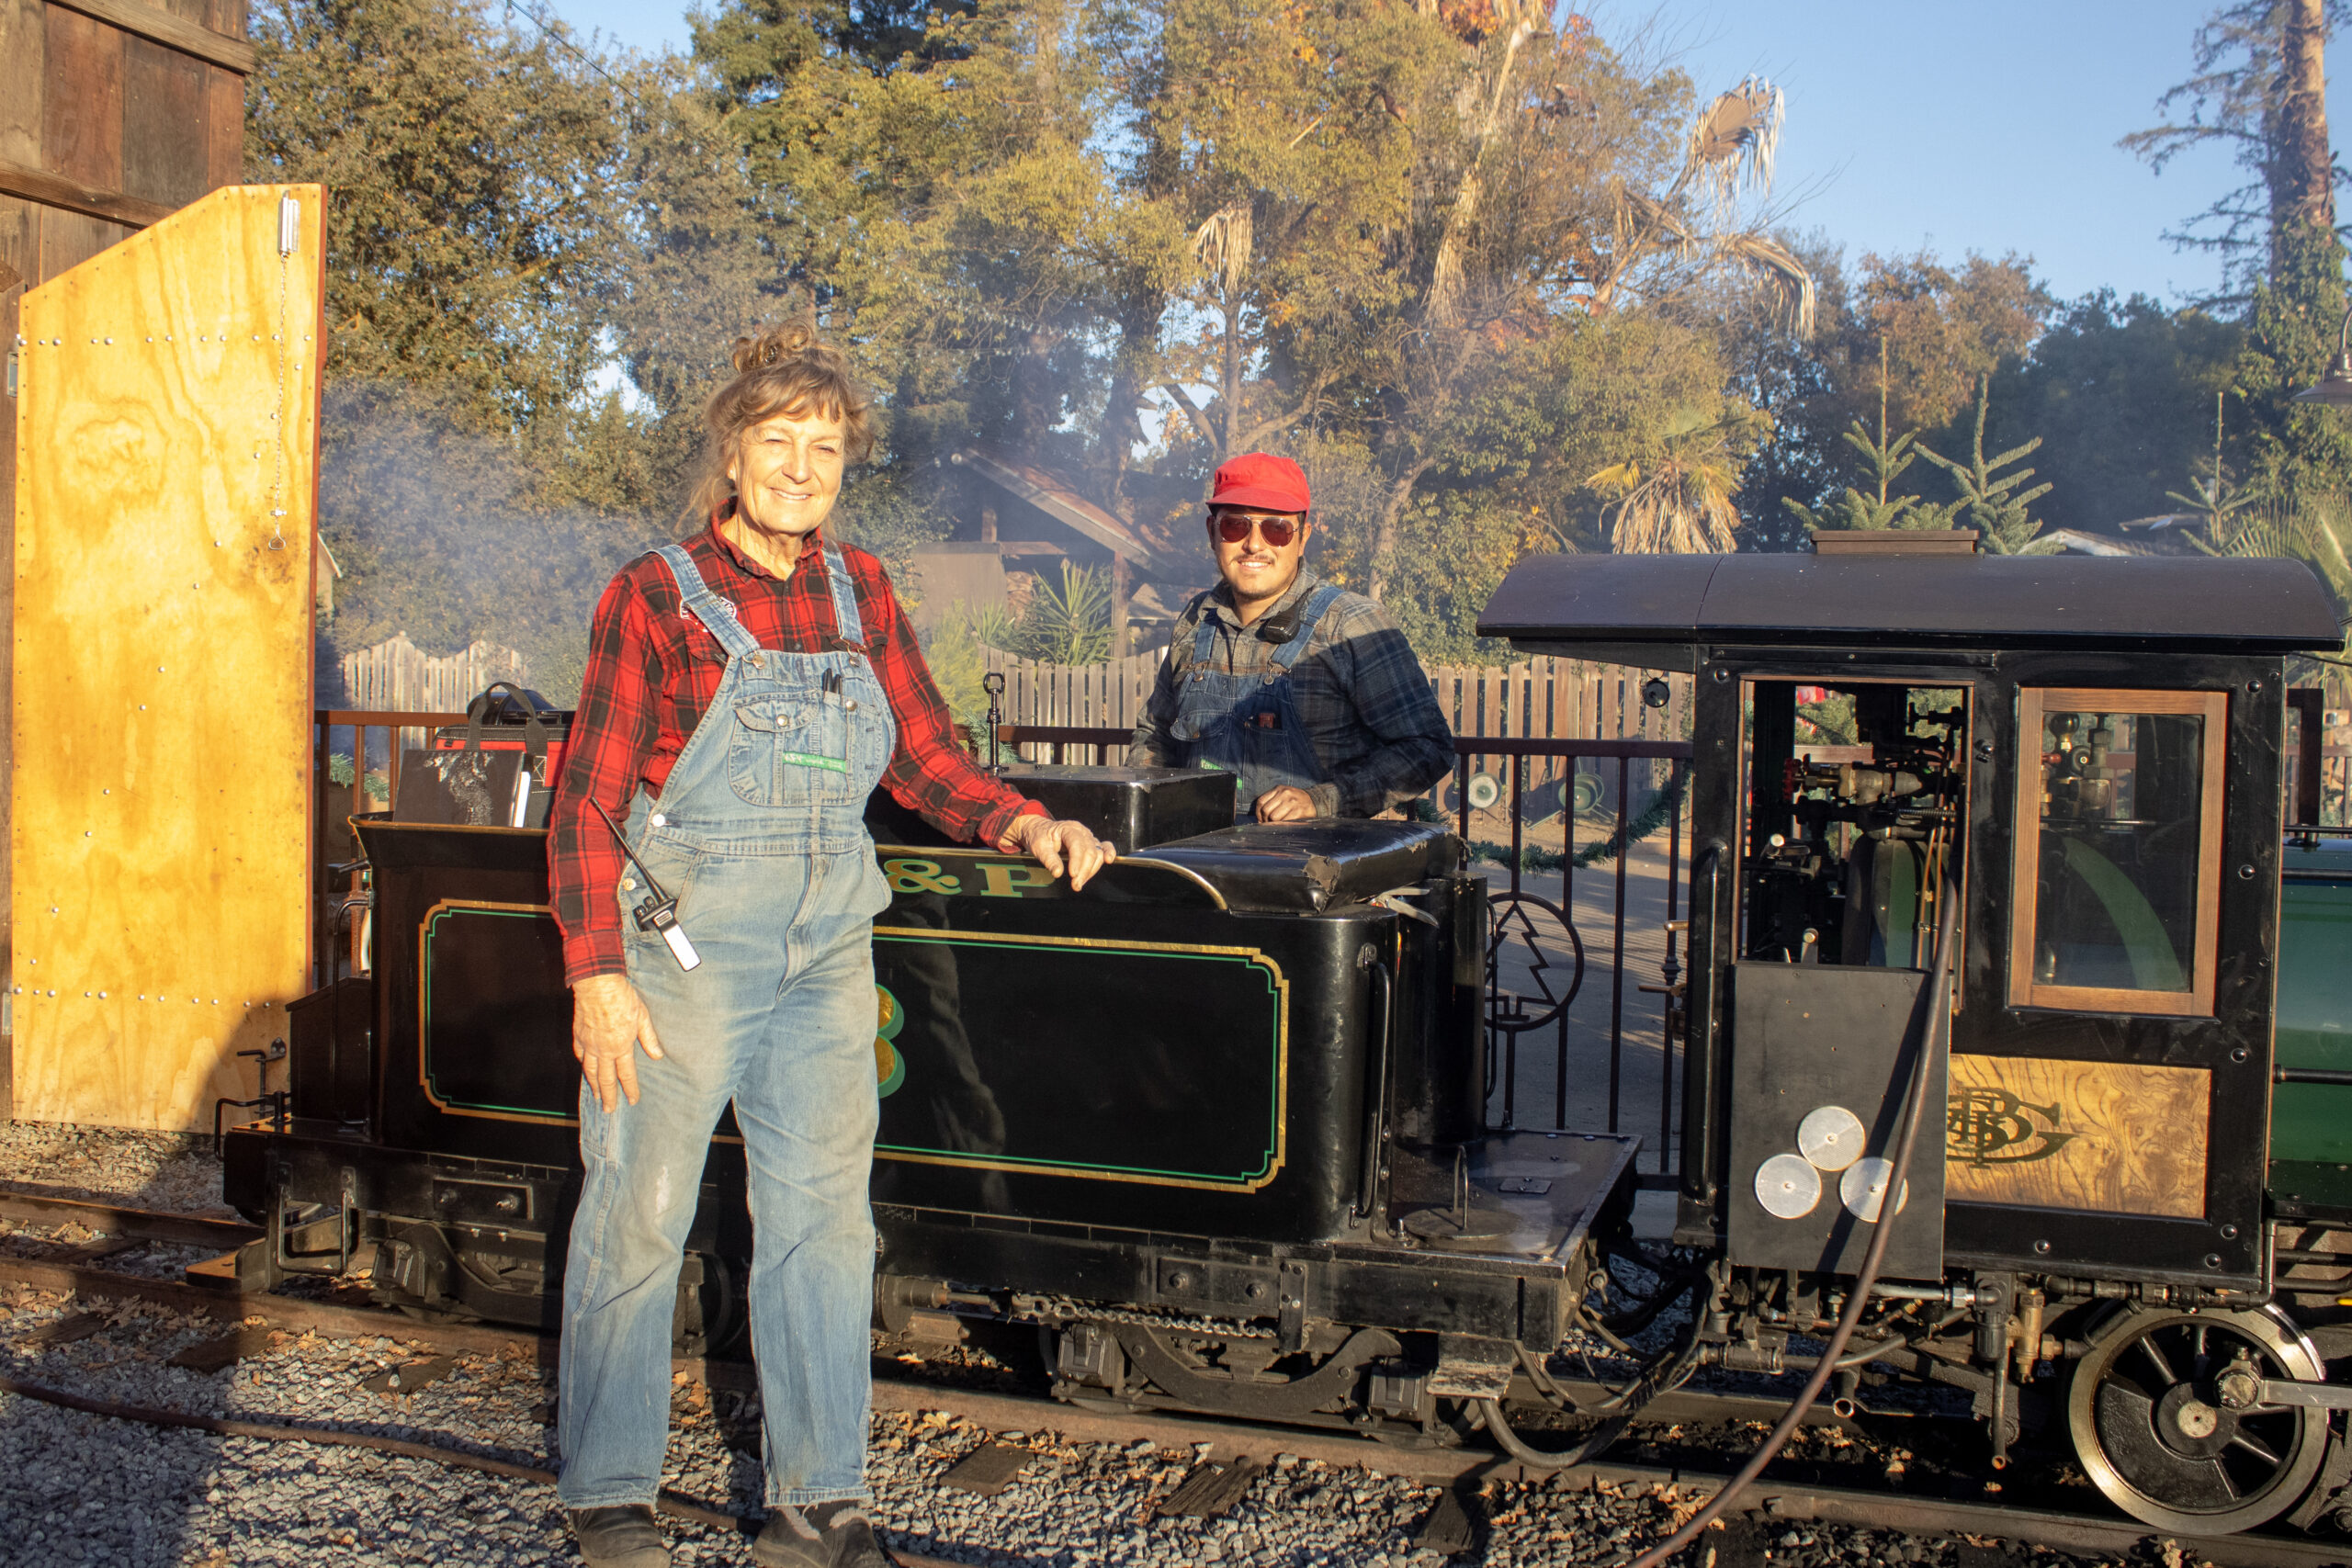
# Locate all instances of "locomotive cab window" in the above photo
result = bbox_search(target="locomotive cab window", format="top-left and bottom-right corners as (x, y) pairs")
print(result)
(1739, 680), (1969, 967)
(2009, 688), (2226, 1016)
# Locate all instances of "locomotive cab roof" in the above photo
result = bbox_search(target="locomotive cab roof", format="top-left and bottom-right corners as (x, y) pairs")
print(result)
(1476, 548), (2345, 666)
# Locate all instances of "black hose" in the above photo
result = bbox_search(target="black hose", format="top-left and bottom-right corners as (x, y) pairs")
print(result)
(1627, 890), (1960, 1568)
(1478, 1265), (1721, 1463)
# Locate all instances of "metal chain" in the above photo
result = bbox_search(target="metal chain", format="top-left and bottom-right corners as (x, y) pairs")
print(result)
(1016, 1295), (1277, 1340)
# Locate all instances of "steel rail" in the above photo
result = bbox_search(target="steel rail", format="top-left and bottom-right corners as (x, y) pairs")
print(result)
(0, 1188), (261, 1248)
(3, 1242), (2345, 1563)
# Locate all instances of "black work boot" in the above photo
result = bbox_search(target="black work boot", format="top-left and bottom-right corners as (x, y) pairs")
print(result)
(752, 1499), (896, 1568)
(567, 1504), (671, 1568)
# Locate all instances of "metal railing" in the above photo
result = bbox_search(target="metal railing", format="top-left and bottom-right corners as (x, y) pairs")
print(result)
(1453, 739), (1691, 1190)
(312, 709), (465, 989)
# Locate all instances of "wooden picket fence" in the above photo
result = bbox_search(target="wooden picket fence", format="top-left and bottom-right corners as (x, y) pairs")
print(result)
(978, 645), (1692, 778)
(342, 633), (529, 716)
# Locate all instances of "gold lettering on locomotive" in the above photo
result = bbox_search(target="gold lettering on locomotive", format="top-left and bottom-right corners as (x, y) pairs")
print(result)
(1947, 1087), (2078, 1167)
(884, 858), (960, 895)
(975, 862), (1056, 898)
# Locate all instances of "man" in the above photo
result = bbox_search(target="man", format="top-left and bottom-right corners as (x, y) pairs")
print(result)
(1130, 452), (1453, 820)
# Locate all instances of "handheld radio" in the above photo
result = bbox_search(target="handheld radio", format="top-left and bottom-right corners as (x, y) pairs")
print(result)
(589, 799), (702, 973)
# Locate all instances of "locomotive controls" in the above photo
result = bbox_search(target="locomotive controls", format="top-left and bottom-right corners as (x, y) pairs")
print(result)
(1744, 681), (1966, 970)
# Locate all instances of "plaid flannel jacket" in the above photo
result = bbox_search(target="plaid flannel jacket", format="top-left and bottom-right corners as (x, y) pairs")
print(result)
(1127, 568), (1454, 818)
(548, 521), (1046, 984)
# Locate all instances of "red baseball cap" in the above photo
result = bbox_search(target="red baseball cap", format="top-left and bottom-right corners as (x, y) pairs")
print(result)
(1209, 452), (1310, 513)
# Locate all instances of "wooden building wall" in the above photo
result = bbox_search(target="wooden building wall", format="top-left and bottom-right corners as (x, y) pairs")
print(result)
(0, 0), (251, 1110)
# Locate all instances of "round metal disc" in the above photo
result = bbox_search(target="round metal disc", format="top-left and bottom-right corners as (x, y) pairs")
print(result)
(1754, 1154), (1822, 1220)
(1839, 1156), (1909, 1222)
(1796, 1105), (1866, 1172)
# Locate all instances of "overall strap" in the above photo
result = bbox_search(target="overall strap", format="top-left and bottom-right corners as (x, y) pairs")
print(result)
(653, 544), (762, 662)
(818, 541), (866, 649)
(1269, 584), (1347, 672)
(1190, 599), (1221, 667)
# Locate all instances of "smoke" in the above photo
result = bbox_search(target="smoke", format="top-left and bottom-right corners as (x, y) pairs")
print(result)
(314, 381), (665, 708)
(313, 382), (959, 710)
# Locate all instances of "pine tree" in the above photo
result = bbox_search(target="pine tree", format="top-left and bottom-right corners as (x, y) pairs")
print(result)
(1781, 343), (1958, 534)
(1918, 376), (2056, 554)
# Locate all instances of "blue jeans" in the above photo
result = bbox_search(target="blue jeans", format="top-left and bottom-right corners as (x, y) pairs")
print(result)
(558, 851), (884, 1509)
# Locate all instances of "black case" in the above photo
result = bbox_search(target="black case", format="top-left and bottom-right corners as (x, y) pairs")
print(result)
(394, 684), (571, 829)
(998, 764), (1237, 852)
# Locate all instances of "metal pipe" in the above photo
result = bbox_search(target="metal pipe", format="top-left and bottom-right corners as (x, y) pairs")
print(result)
(2276, 1066), (2352, 1086)
(1608, 754), (1631, 1134)
(1678, 844), (1725, 1206)
(1352, 953), (1394, 1222)
(1662, 759), (1684, 1179)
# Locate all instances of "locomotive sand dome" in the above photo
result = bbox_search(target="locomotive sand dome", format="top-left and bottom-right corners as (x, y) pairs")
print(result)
(1479, 532), (2352, 1534)
(224, 530), (2352, 1538)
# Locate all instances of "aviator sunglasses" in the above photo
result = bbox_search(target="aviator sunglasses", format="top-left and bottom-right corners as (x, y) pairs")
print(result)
(1214, 513), (1302, 547)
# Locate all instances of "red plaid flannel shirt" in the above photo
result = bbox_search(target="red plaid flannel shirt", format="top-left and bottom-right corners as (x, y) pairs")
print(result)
(548, 521), (1046, 983)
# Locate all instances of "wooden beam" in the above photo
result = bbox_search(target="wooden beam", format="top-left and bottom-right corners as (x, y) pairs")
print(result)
(46, 0), (254, 74)
(0, 156), (172, 229)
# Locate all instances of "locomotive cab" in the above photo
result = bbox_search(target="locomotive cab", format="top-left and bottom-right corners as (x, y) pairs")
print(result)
(1482, 531), (2352, 1534)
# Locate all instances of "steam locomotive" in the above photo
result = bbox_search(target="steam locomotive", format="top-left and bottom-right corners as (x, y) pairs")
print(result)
(225, 536), (2352, 1539)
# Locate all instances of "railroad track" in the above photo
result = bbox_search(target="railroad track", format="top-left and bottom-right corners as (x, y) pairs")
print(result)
(0, 1192), (2343, 1568)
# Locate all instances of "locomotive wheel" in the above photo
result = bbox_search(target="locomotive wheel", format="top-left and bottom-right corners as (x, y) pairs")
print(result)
(2067, 1304), (2329, 1535)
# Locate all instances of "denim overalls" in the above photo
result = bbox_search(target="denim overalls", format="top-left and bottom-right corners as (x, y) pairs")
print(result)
(1168, 583), (1344, 818)
(560, 540), (897, 1511)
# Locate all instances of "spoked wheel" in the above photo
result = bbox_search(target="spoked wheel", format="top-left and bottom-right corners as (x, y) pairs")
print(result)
(2067, 1304), (2329, 1535)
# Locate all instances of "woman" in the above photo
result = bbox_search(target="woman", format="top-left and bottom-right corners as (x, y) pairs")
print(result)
(547, 322), (1113, 1568)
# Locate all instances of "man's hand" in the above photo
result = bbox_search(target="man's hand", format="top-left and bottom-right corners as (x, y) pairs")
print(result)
(998, 815), (1117, 890)
(572, 973), (664, 1113)
(1254, 786), (1320, 823)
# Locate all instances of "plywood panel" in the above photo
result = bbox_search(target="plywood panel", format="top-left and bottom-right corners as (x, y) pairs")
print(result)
(1944, 1054), (2210, 1219)
(43, 6), (125, 186)
(12, 184), (322, 1128)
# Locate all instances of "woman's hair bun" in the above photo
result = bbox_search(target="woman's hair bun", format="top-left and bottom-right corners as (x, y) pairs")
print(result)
(729, 320), (842, 377)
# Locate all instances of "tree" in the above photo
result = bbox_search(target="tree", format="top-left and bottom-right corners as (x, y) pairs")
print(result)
(1969, 291), (2244, 536)
(1918, 376), (2056, 554)
(2120, 0), (2347, 305)
(1586, 404), (1764, 554)
(1781, 339), (1958, 536)
(1851, 250), (2052, 434)
(247, 0), (630, 432)
(1734, 247), (2049, 544)
(2124, 2), (2352, 506)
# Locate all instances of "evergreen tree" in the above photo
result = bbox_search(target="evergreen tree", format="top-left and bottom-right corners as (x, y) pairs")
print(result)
(1918, 376), (2056, 554)
(1781, 342), (1958, 535)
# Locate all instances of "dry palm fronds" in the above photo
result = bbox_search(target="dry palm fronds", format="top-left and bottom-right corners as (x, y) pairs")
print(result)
(1684, 76), (1783, 215)
(1719, 230), (1816, 337)
(1192, 204), (1254, 296)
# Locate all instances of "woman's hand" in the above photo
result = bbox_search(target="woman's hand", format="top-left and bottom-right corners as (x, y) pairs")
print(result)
(997, 815), (1117, 890)
(572, 973), (665, 1112)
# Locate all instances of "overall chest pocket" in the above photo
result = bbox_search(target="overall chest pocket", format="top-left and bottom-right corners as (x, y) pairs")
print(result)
(727, 695), (858, 807)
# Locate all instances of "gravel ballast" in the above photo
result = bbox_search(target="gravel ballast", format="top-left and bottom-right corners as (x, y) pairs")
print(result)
(0, 1125), (2157, 1567)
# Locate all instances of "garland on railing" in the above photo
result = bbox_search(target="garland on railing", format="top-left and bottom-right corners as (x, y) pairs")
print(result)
(1461, 768), (1690, 874)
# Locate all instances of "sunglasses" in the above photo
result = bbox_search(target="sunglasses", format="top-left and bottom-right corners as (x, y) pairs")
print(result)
(1214, 513), (1301, 547)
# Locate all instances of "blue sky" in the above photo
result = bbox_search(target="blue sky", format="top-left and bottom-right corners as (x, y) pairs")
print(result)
(535, 0), (2324, 308)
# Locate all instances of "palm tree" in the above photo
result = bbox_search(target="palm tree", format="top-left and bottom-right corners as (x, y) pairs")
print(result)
(1588, 405), (1760, 555)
